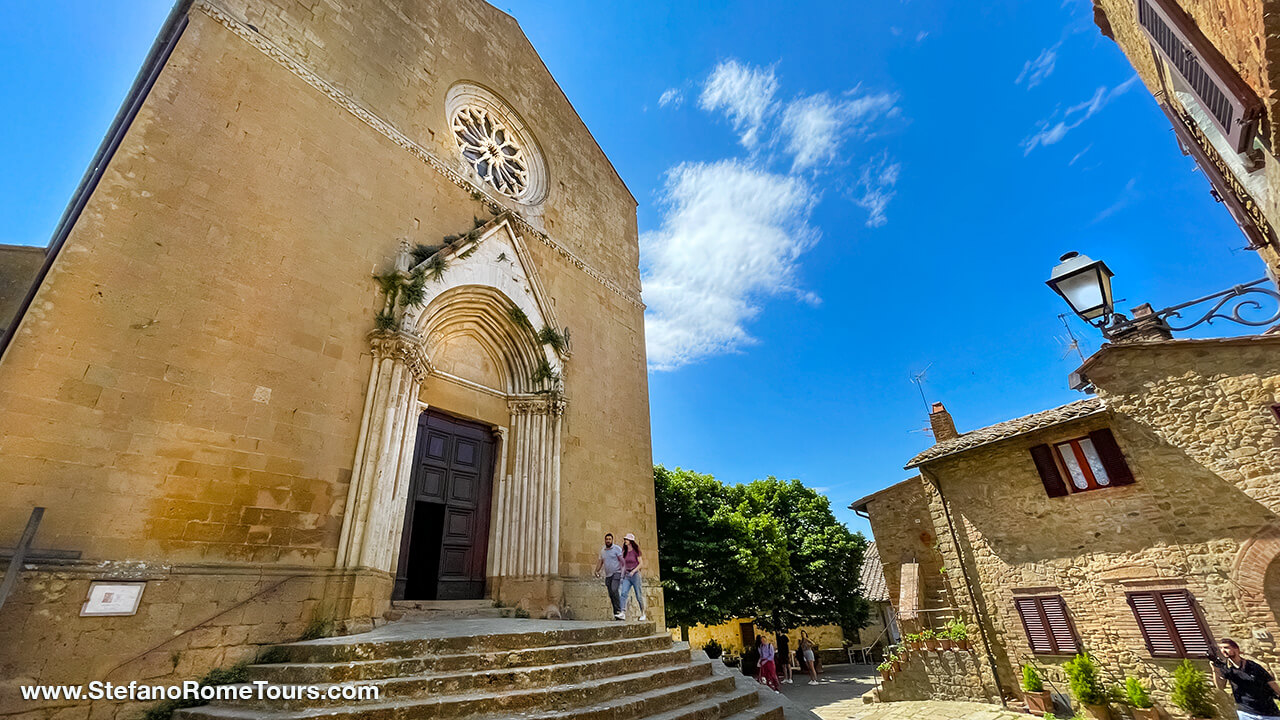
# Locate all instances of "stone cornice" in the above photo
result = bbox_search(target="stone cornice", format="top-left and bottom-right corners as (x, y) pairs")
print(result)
(368, 330), (431, 383)
(193, 1), (644, 309)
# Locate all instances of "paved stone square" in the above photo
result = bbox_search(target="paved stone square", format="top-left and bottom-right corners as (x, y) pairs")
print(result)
(772, 664), (1024, 720)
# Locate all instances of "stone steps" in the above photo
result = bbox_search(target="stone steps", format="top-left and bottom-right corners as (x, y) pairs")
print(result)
(274, 620), (655, 663)
(242, 646), (694, 709)
(174, 618), (772, 720)
(247, 633), (676, 683)
(390, 599), (514, 620)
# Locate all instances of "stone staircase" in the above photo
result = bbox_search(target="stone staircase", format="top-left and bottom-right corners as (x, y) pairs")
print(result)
(388, 598), (515, 620)
(174, 613), (782, 720)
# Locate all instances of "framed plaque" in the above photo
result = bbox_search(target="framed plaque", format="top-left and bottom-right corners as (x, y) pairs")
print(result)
(80, 581), (145, 616)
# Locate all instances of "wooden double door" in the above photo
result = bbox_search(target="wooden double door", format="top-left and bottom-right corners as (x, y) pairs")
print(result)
(394, 410), (496, 601)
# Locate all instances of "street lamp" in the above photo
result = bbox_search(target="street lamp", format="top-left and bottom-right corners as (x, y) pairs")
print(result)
(1046, 252), (1114, 321)
(1047, 251), (1280, 340)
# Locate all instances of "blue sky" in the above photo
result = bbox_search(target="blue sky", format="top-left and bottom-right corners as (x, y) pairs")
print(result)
(4, 1), (1267, 537)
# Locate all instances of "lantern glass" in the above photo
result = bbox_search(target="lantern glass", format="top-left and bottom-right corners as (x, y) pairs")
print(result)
(1047, 252), (1114, 321)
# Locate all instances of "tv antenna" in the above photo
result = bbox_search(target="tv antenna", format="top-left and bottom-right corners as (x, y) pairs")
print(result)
(910, 363), (933, 416)
(1057, 313), (1086, 363)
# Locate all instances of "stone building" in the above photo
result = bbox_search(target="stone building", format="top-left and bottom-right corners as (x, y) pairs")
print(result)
(854, 336), (1280, 714)
(854, 541), (900, 657)
(0, 0), (658, 711)
(1091, 0), (1280, 284)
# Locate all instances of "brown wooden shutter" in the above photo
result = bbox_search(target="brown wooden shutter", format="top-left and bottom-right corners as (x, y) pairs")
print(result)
(1015, 598), (1055, 654)
(1088, 429), (1135, 486)
(1129, 590), (1211, 658)
(1161, 590), (1212, 657)
(1135, 0), (1260, 151)
(1030, 445), (1069, 497)
(1041, 596), (1080, 654)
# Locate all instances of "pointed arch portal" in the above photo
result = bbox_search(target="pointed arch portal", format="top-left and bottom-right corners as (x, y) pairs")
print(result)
(336, 218), (566, 605)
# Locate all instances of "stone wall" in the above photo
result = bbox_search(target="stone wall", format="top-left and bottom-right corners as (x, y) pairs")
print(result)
(0, 244), (44, 334)
(858, 478), (950, 631)
(672, 619), (845, 655)
(898, 337), (1280, 715)
(878, 647), (994, 703)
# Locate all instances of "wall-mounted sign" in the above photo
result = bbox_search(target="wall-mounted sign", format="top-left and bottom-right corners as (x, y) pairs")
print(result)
(80, 581), (145, 616)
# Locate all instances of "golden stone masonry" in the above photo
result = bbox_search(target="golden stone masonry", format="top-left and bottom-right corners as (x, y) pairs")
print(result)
(0, 0), (659, 714)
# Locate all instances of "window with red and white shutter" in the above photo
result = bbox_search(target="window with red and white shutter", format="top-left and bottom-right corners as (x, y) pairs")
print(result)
(1029, 429), (1135, 497)
(1014, 595), (1079, 655)
(1127, 590), (1213, 658)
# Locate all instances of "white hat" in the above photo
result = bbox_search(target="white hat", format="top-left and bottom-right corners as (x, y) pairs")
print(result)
(624, 533), (636, 541)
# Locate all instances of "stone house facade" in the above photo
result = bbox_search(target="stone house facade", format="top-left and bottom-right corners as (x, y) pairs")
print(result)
(0, 0), (657, 716)
(1091, 0), (1280, 284)
(855, 335), (1280, 715)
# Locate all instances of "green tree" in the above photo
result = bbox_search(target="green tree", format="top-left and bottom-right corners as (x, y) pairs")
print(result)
(653, 467), (869, 639)
(654, 466), (772, 633)
(732, 477), (870, 636)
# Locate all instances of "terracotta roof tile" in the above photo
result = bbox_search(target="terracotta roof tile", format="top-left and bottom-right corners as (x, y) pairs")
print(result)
(904, 397), (1104, 468)
(859, 542), (889, 603)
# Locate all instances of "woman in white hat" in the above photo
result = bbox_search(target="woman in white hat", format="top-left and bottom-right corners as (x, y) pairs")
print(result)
(619, 533), (647, 621)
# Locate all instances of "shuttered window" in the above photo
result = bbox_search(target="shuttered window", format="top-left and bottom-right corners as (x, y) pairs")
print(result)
(1030, 429), (1134, 497)
(1135, 0), (1260, 152)
(1014, 595), (1079, 655)
(1127, 590), (1212, 658)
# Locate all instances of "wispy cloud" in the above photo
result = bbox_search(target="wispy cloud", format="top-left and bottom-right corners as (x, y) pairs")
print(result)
(658, 88), (683, 108)
(781, 91), (899, 172)
(1016, 42), (1061, 89)
(641, 161), (818, 370)
(1022, 76), (1138, 155)
(852, 152), (901, 228)
(1069, 143), (1093, 166)
(1092, 177), (1138, 223)
(699, 60), (780, 148)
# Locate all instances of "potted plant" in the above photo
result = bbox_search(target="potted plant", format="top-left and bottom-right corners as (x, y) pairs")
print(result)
(1064, 653), (1110, 719)
(890, 649), (902, 673)
(1022, 664), (1054, 715)
(944, 619), (969, 651)
(1171, 659), (1216, 719)
(1124, 677), (1157, 720)
(702, 639), (723, 659)
(922, 629), (941, 652)
(904, 632), (921, 652)
(877, 660), (892, 681)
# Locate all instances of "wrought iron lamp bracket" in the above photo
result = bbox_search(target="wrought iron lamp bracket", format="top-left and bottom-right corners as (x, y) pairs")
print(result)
(1097, 277), (1280, 338)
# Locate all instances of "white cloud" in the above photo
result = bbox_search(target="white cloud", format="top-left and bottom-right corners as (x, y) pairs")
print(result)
(1016, 42), (1061, 90)
(1092, 177), (1138, 223)
(781, 91), (899, 172)
(915, 31), (929, 42)
(1022, 76), (1138, 155)
(658, 88), (683, 108)
(641, 160), (818, 370)
(699, 59), (780, 148)
(852, 152), (901, 228)
(1069, 143), (1093, 166)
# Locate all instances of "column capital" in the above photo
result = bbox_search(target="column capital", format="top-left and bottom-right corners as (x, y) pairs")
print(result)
(508, 396), (567, 416)
(368, 330), (432, 382)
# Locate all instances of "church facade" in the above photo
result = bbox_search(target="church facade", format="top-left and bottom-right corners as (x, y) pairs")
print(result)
(0, 0), (658, 709)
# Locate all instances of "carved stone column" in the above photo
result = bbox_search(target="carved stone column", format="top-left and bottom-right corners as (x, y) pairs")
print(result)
(336, 330), (431, 572)
(493, 396), (565, 578)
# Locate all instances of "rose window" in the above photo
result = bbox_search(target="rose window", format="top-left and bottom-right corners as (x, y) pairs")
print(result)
(452, 106), (530, 198)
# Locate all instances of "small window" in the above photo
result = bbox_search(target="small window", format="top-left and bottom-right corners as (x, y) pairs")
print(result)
(1030, 429), (1135, 497)
(1014, 595), (1079, 655)
(1271, 404), (1280, 425)
(1127, 589), (1212, 658)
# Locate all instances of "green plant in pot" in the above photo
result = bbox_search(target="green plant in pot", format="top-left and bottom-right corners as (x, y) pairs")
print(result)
(1171, 660), (1216, 719)
(944, 619), (970, 651)
(1064, 653), (1111, 720)
(1123, 676), (1157, 720)
(922, 628), (941, 652)
(877, 660), (893, 681)
(702, 639), (723, 660)
(1022, 663), (1054, 715)
(904, 632), (921, 652)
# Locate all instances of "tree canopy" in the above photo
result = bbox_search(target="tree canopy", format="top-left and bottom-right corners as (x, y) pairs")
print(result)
(654, 465), (870, 636)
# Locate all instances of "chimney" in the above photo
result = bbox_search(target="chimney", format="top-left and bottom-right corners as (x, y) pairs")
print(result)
(929, 402), (959, 442)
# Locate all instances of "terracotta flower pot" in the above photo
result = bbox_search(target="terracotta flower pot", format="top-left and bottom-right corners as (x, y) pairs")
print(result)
(925, 638), (941, 652)
(880, 669), (891, 681)
(891, 661), (901, 672)
(1132, 707), (1157, 720)
(940, 638), (955, 651)
(1024, 690), (1053, 714)
(956, 639), (970, 651)
(1082, 703), (1111, 720)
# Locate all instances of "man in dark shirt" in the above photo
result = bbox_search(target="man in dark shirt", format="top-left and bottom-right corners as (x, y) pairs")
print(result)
(1212, 637), (1280, 720)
